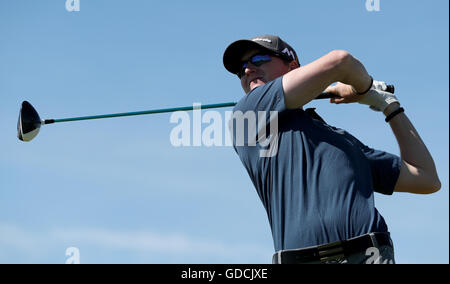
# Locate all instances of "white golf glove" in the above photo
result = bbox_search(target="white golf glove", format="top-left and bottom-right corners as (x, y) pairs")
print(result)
(358, 80), (399, 112)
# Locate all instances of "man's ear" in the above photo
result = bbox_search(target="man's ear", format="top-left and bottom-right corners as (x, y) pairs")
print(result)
(289, 60), (300, 71)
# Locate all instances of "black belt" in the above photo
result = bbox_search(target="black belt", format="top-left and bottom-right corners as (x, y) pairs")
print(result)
(272, 232), (393, 264)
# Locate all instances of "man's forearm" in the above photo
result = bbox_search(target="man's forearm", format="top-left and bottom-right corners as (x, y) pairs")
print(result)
(336, 53), (372, 94)
(384, 104), (441, 193)
(282, 50), (372, 109)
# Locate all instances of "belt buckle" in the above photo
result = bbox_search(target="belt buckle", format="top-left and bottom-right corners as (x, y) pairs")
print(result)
(317, 240), (345, 263)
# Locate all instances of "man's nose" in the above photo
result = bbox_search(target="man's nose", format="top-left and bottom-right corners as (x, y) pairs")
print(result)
(244, 62), (258, 76)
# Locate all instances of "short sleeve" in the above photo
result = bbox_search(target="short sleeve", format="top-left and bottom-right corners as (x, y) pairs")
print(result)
(359, 144), (402, 195)
(341, 130), (401, 195)
(230, 77), (287, 157)
(233, 77), (287, 114)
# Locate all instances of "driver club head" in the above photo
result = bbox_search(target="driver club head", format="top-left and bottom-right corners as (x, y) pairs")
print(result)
(18, 101), (42, 142)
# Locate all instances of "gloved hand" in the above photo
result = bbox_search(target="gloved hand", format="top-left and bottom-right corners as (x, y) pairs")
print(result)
(358, 80), (400, 112)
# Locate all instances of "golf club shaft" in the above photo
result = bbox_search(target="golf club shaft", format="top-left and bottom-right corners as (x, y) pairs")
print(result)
(43, 102), (237, 124)
(43, 97), (327, 125)
(42, 86), (394, 125)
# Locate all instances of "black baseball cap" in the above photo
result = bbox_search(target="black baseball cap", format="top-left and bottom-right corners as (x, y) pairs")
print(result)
(223, 35), (299, 75)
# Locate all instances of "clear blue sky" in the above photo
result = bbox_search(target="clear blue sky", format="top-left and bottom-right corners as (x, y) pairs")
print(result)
(0, 0), (448, 264)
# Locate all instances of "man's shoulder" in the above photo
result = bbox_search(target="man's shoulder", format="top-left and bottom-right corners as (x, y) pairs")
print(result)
(234, 77), (284, 113)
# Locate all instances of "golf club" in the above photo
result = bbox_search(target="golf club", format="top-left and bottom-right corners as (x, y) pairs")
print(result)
(17, 85), (395, 142)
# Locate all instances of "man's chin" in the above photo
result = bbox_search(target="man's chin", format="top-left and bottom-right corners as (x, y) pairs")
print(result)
(249, 81), (265, 91)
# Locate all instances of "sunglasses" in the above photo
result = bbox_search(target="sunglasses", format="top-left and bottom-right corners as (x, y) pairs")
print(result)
(237, 54), (272, 78)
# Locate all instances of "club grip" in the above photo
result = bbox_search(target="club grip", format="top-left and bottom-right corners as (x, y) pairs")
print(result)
(385, 84), (395, 94)
(316, 84), (395, 100)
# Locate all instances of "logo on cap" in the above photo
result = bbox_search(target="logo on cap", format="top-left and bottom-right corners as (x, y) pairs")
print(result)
(253, 38), (272, 43)
(282, 48), (296, 60)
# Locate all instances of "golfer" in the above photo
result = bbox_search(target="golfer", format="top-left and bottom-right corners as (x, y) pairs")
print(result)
(223, 35), (441, 264)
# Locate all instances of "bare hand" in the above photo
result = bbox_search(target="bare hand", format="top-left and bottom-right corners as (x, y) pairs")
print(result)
(324, 82), (363, 104)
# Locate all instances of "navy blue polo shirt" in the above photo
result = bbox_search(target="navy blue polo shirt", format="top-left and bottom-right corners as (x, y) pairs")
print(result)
(230, 77), (401, 252)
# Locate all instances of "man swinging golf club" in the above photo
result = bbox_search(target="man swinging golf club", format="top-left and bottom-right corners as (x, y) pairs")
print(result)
(223, 35), (441, 264)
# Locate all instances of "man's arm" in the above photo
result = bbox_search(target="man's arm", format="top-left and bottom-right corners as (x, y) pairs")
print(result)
(282, 50), (371, 109)
(383, 104), (441, 194)
(282, 49), (440, 194)
(326, 85), (441, 194)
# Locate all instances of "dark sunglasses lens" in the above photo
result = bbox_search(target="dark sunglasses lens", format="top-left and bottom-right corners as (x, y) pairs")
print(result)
(251, 55), (271, 66)
(238, 55), (271, 78)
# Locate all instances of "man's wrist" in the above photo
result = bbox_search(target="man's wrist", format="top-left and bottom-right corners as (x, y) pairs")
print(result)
(356, 76), (373, 95)
(383, 102), (401, 117)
